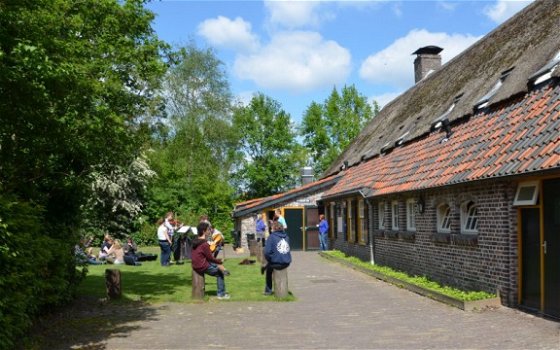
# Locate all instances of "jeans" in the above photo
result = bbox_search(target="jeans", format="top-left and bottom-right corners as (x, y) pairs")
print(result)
(265, 263), (289, 294)
(205, 263), (226, 296)
(319, 233), (328, 251)
(159, 240), (171, 266)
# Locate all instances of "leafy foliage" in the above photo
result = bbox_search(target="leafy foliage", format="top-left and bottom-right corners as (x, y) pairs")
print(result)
(232, 93), (308, 198)
(82, 155), (157, 237)
(300, 85), (379, 175)
(0, 0), (166, 347)
(145, 43), (237, 234)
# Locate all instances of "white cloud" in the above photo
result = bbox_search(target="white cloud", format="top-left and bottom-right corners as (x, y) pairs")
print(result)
(437, 1), (458, 11)
(234, 31), (351, 92)
(264, 0), (324, 29)
(483, 0), (534, 24)
(370, 92), (402, 109)
(197, 16), (260, 52)
(359, 29), (481, 89)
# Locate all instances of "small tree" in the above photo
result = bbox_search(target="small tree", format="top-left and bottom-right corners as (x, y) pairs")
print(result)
(301, 85), (379, 175)
(233, 93), (307, 198)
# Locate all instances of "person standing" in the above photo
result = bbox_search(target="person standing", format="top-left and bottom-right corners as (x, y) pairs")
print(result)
(157, 216), (172, 266)
(191, 221), (231, 299)
(262, 220), (292, 295)
(318, 214), (329, 251)
(255, 213), (267, 246)
(274, 208), (287, 231)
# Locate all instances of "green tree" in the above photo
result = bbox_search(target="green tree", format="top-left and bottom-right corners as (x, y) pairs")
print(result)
(300, 85), (379, 174)
(233, 93), (307, 198)
(146, 43), (237, 232)
(0, 0), (166, 347)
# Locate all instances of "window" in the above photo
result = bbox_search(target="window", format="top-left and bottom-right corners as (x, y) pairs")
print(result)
(406, 199), (416, 231)
(336, 203), (344, 236)
(347, 200), (355, 242)
(378, 202), (385, 230)
(461, 201), (479, 234)
(437, 204), (452, 233)
(358, 199), (367, 243)
(513, 181), (539, 206)
(329, 202), (335, 238)
(391, 201), (399, 230)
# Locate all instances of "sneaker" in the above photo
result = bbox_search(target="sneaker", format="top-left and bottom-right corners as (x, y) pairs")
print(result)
(217, 293), (230, 300)
(223, 270), (231, 276)
(263, 291), (272, 296)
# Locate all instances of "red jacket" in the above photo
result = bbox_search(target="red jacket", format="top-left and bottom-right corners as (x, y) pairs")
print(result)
(191, 238), (222, 274)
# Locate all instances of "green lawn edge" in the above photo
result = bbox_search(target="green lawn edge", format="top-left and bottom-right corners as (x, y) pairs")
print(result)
(321, 250), (496, 302)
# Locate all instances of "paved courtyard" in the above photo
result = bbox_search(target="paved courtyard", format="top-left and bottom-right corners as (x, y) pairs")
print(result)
(43, 249), (559, 349)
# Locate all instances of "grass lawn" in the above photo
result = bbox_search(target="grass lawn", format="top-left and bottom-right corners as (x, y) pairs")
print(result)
(78, 246), (294, 303)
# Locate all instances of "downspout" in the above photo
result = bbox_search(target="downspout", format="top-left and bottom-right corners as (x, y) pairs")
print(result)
(360, 190), (375, 265)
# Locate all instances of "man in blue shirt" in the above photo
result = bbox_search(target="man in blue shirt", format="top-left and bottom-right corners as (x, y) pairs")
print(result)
(318, 214), (329, 251)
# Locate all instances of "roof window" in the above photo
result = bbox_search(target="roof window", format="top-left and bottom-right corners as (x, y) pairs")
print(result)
(475, 67), (514, 110)
(529, 51), (560, 86)
(395, 131), (410, 147)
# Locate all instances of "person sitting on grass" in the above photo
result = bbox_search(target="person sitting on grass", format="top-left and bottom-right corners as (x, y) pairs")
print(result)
(106, 239), (125, 265)
(262, 220), (292, 296)
(191, 221), (231, 300)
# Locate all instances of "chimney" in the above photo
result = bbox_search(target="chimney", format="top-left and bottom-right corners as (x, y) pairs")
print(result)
(413, 46), (443, 83)
(300, 166), (314, 186)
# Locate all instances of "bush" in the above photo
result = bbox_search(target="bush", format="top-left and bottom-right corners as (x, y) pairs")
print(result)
(0, 197), (85, 350)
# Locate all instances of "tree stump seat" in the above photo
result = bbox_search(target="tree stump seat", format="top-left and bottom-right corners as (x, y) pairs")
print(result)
(273, 268), (289, 298)
(192, 269), (205, 300)
(105, 269), (122, 299)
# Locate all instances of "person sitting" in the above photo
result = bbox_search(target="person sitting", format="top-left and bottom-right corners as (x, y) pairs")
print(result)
(98, 234), (113, 261)
(191, 221), (231, 300)
(106, 239), (125, 265)
(75, 238), (103, 265)
(123, 237), (142, 266)
(262, 220), (292, 296)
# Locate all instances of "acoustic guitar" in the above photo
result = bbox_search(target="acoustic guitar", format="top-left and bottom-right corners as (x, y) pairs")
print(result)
(209, 230), (224, 252)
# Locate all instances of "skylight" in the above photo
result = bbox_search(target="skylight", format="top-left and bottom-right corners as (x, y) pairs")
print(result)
(529, 50), (560, 86)
(475, 67), (514, 110)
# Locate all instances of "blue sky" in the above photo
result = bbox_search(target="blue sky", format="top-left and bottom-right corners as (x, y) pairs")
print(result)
(146, 0), (533, 123)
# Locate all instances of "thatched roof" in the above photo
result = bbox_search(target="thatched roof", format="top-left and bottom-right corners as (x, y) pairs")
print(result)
(324, 0), (560, 177)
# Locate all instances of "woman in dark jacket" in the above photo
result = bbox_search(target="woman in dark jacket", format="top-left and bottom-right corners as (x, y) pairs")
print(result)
(263, 220), (292, 295)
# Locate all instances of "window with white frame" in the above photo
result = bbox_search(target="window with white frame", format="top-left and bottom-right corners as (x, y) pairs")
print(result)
(513, 181), (539, 206)
(358, 199), (367, 243)
(406, 198), (416, 231)
(461, 201), (479, 234)
(348, 200), (354, 242)
(336, 204), (344, 234)
(391, 201), (399, 230)
(378, 202), (385, 230)
(437, 204), (452, 233)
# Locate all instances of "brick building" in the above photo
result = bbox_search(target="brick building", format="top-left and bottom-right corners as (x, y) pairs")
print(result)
(233, 0), (560, 318)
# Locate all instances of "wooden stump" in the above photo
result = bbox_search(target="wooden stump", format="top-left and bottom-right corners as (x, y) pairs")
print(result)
(192, 269), (205, 300)
(105, 269), (121, 299)
(256, 244), (264, 263)
(273, 268), (289, 298)
(248, 239), (258, 257)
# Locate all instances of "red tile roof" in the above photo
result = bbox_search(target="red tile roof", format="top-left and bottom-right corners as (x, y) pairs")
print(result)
(323, 83), (560, 199)
(233, 174), (341, 216)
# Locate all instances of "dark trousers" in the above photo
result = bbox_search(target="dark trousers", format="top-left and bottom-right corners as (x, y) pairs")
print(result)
(159, 240), (171, 266)
(265, 263), (289, 293)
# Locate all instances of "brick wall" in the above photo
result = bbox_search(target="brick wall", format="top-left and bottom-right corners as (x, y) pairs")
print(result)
(331, 179), (518, 305)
